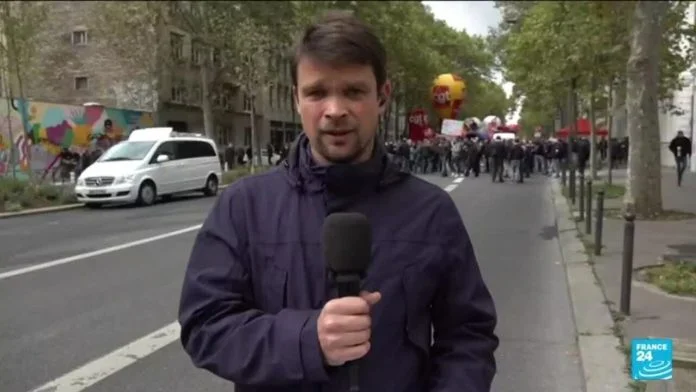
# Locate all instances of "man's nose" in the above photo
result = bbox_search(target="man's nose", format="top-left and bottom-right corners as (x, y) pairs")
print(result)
(323, 97), (348, 119)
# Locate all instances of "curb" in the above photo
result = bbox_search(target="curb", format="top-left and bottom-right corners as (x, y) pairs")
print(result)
(0, 183), (235, 220)
(0, 203), (85, 219)
(550, 180), (633, 391)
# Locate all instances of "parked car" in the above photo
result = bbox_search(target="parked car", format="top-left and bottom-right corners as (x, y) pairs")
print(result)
(74, 127), (221, 208)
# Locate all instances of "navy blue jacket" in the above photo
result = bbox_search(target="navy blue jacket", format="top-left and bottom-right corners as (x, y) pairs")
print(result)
(179, 134), (498, 391)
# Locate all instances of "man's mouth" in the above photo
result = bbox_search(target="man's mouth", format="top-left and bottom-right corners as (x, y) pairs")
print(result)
(324, 130), (353, 136)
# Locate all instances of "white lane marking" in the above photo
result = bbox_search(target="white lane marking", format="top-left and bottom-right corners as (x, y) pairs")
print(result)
(444, 184), (458, 192)
(0, 224), (202, 281)
(453, 177), (464, 183)
(30, 322), (181, 392)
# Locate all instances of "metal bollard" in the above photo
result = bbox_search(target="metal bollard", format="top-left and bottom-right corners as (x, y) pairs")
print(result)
(224, 162), (229, 172)
(579, 175), (585, 220)
(620, 208), (636, 315)
(70, 171), (76, 183)
(569, 168), (576, 205)
(585, 180), (593, 234)
(594, 190), (604, 256)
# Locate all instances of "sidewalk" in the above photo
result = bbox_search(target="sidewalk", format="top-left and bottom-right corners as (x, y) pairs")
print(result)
(569, 169), (696, 391)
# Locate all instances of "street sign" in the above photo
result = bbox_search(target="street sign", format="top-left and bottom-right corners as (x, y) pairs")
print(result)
(631, 338), (673, 381)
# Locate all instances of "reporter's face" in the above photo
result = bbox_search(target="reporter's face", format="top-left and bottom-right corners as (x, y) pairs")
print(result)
(295, 57), (389, 165)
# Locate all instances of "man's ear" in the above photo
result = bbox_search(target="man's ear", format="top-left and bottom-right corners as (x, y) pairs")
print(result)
(379, 80), (392, 115)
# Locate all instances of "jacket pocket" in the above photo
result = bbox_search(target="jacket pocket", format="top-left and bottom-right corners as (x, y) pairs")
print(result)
(260, 263), (288, 314)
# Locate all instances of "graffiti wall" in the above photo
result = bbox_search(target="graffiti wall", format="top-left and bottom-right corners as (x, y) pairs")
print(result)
(0, 98), (154, 179)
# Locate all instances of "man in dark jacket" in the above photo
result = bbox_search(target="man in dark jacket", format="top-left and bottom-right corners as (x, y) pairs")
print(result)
(489, 136), (506, 183)
(178, 10), (498, 392)
(669, 130), (692, 186)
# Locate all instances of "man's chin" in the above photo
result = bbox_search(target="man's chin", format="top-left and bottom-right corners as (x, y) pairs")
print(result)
(324, 148), (361, 164)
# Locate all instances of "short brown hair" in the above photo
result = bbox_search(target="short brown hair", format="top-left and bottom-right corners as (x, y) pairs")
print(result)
(291, 10), (387, 90)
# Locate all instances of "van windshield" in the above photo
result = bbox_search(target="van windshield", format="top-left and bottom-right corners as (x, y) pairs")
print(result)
(99, 141), (156, 162)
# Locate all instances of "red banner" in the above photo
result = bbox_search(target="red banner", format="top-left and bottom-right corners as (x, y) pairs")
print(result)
(408, 108), (429, 141)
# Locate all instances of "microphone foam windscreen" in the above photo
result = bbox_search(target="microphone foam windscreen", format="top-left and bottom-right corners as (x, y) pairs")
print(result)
(322, 212), (372, 274)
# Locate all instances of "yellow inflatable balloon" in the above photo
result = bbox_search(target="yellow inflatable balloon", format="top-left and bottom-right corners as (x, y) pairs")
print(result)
(431, 73), (467, 120)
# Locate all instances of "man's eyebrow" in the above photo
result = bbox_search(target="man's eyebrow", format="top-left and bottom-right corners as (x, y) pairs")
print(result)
(300, 82), (324, 94)
(300, 81), (372, 95)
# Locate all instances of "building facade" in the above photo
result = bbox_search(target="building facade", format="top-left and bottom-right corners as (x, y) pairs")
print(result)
(21, 1), (301, 152)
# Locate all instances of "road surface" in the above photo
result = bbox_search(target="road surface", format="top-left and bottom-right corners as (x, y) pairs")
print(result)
(0, 173), (583, 392)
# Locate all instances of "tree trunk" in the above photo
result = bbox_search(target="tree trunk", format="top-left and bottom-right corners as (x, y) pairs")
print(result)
(624, 1), (668, 217)
(589, 75), (597, 180)
(4, 81), (16, 178)
(249, 98), (259, 173)
(606, 82), (614, 185)
(611, 78), (627, 138)
(394, 97), (401, 140)
(200, 65), (215, 139)
(150, 8), (166, 125)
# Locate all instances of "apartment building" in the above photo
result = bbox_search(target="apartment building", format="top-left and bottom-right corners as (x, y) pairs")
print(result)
(24, 1), (301, 150)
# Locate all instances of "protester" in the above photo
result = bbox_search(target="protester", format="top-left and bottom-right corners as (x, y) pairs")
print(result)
(178, 10), (498, 392)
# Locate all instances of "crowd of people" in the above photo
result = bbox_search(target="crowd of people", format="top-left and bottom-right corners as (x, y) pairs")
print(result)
(384, 134), (631, 183)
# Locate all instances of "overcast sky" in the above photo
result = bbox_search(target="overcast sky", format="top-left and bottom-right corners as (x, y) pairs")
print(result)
(422, 1), (519, 122)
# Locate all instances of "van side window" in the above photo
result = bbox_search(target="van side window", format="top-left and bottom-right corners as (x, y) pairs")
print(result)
(178, 141), (217, 159)
(151, 141), (176, 163)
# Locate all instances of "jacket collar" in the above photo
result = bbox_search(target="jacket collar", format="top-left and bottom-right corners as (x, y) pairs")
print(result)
(283, 132), (408, 194)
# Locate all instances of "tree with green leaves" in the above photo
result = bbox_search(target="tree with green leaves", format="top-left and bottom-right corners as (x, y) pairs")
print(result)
(495, 1), (695, 216)
(211, 2), (297, 170)
(0, 1), (49, 177)
(90, 1), (170, 122)
(175, 1), (245, 139)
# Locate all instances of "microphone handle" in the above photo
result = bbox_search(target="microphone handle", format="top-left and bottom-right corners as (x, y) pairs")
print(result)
(335, 275), (362, 392)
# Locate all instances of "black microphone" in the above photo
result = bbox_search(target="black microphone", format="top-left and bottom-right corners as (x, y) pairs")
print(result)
(322, 212), (372, 392)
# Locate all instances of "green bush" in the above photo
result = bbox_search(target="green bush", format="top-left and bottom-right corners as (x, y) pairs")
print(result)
(0, 176), (77, 212)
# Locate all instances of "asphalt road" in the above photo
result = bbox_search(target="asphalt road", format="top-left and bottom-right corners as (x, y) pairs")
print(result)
(0, 172), (584, 392)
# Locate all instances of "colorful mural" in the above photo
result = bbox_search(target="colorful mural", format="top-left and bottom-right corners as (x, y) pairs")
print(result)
(0, 98), (154, 179)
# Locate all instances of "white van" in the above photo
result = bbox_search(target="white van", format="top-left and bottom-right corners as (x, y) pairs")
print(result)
(75, 127), (222, 208)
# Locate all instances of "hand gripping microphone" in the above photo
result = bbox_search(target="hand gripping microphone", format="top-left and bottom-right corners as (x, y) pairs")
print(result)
(322, 212), (373, 392)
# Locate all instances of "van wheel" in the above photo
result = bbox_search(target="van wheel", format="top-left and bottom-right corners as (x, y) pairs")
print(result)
(203, 175), (219, 197)
(137, 181), (157, 206)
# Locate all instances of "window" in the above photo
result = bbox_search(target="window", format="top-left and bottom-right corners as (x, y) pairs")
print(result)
(223, 92), (233, 111)
(268, 86), (274, 109)
(190, 86), (202, 103)
(171, 82), (187, 103)
(244, 127), (251, 146)
(72, 30), (88, 46)
(212, 48), (221, 67)
(101, 141), (156, 162)
(177, 140), (217, 159)
(151, 141), (177, 162)
(74, 77), (88, 90)
(276, 86), (285, 109)
(217, 126), (233, 146)
(243, 93), (252, 111)
(192, 43), (204, 66)
(170, 32), (184, 60)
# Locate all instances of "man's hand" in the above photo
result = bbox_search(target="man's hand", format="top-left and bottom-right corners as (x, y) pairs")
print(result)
(317, 291), (381, 366)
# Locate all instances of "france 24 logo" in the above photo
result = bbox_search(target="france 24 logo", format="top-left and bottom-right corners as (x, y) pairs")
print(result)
(631, 338), (673, 381)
